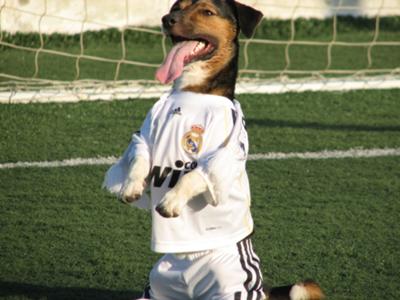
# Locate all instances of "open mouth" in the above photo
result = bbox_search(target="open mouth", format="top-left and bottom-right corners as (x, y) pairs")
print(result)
(155, 35), (216, 84)
(173, 36), (216, 63)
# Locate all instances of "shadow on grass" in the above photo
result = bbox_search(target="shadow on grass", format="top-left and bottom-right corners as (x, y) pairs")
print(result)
(246, 118), (400, 132)
(0, 281), (142, 300)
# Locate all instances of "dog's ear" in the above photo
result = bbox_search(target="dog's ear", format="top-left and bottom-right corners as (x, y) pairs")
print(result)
(235, 2), (263, 38)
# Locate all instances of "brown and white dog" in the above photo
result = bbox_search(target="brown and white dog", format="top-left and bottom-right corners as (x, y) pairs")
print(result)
(122, 1), (324, 299)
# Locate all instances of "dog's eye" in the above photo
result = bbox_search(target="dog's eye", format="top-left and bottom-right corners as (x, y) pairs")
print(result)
(202, 9), (215, 16)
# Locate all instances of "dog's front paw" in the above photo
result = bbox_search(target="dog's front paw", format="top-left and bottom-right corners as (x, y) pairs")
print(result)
(156, 190), (186, 218)
(121, 180), (145, 203)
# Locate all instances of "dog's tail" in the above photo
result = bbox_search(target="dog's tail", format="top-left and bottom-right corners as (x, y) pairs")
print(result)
(266, 280), (324, 300)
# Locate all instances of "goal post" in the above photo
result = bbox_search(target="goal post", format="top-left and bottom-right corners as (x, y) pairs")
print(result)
(0, 0), (399, 103)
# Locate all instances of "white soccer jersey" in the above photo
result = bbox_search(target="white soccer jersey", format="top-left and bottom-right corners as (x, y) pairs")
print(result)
(104, 91), (254, 253)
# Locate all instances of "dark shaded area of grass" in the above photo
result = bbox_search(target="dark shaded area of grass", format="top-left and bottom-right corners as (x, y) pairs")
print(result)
(1, 89), (399, 163)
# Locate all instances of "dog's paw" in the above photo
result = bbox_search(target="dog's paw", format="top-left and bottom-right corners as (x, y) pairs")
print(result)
(121, 180), (145, 203)
(156, 190), (185, 218)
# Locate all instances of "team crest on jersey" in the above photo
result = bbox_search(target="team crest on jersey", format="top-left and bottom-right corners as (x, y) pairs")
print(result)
(182, 124), (204, 154)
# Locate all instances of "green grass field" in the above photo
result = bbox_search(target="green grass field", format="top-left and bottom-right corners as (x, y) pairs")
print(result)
(1, 89), (400, 299)
(1, 17), (400, 82)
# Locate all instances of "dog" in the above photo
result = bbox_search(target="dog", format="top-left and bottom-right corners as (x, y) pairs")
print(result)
(104, 1), (324, 299)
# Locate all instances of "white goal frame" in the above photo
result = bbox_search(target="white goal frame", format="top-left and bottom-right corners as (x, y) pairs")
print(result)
(0, 0), (399, 103)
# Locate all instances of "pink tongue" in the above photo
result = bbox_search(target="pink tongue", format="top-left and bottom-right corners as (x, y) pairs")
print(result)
(156, 41), (199, 84)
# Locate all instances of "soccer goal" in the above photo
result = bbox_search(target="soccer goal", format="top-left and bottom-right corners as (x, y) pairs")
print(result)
(0, 0), (399, 103)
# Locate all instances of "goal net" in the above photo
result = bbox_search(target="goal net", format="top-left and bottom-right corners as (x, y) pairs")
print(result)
(0, 0), (399, 103)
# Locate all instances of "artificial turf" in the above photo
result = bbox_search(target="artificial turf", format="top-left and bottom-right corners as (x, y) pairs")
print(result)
(1, 88), (399, 299)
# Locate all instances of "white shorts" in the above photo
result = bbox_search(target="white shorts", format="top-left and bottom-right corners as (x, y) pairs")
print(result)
(143, 236), (265, 300)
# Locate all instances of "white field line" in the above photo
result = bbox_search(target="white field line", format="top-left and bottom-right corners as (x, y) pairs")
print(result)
(1, 148), (400, 170)
(248, 148), (400, 160)
(0, 156), (118, 170)
(1, 76), (400, 103)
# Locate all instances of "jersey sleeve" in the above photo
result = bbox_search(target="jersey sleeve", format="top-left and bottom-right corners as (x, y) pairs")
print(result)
(103, 107), (154, 199)
(195, 100), (249, 205)
(126, 110), (153, 164)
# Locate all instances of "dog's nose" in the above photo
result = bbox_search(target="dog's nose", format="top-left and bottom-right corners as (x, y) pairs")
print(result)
(162, 14), (177, 28)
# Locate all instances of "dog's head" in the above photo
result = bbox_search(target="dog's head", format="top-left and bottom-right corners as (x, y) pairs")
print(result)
(156, 0), (263, 99)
